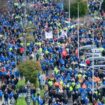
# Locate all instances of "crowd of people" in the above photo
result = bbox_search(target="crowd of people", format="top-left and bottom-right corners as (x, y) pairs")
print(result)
(0, 0), (105, 105)
(88, 0), (103, 15)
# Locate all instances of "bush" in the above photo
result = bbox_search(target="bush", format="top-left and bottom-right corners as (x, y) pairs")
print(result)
(16, 97), (33, 105)
(64, 0), (87, 18)
(18, 60), (42, 88)
(16, 79), (25, 89)
(16, 97), (27, 105)
(25, 26), (35, 42)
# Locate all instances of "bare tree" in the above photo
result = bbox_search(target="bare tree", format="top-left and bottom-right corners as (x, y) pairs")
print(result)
(0, 0), (7, 12)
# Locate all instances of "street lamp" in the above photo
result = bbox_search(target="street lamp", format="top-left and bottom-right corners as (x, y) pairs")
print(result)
(69, 0), (71, 20)
(77, 2), (80, 59)
(22, 0), (35, 61)
(10, 97), (15, 105)
(92, 29), (95, 100)
(24, 0), (27, 60)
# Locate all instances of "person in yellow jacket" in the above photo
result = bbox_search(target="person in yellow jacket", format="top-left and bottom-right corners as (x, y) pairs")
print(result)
(54, 67), (59, 75)
(69, 86), (73, 92)
(76, 83), (81, 90)
(48, 80), (53, 87)
(68, 86), (73, 98)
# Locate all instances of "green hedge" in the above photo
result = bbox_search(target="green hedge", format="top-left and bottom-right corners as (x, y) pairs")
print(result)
(16, 97), (33, 105)
(16, 79), (25, 89)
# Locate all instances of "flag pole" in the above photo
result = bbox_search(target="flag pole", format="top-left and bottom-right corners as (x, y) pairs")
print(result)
(24, 0), (27, 60)
(69, 0), (71, 21)
(78, 2), (80, 59)
(92, 29), (95, 98)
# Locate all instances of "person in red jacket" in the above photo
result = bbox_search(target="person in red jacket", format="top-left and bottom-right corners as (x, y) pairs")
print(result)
(62, 49), (67, 58)
(19, 47), (25, 55)
(86, 59), (91, 66)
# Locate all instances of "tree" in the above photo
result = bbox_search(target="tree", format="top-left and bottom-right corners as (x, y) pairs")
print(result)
(25, 25), (36, 42)
(26, 34), (35, 42)
(101, 0), (105, 13)
(0, 0), (7, 8)
(64, 0), (87, 18)
(102, 50), (105, 56)
(18, 60), (42, 88)
(0, 0), (8, 12)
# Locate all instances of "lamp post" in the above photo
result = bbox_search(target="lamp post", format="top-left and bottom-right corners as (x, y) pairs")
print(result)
(10, 97), (15, 105)
(92, 29), (95, 100)
(22, 0), (28, 61)
(24, 0), (27, 60)
(84, 0), (89, 24)
(26, 81), (31, 105)
(69, 0), (71, 23)
(3, 26), (7, 41)
(77, 2), (80, 59)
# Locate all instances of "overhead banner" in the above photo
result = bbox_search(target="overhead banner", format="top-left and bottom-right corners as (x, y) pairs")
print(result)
(45, 31), (53, 39)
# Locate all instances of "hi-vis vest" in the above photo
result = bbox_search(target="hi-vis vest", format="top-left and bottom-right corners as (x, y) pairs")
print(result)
(69, 86), (73, 91)
(48, 81), (53, 86)
(54, 67), (59, 74)
(76, 84), (81, 89)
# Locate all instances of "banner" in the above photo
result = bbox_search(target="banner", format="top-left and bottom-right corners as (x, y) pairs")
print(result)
(45, 31), (53, 39)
